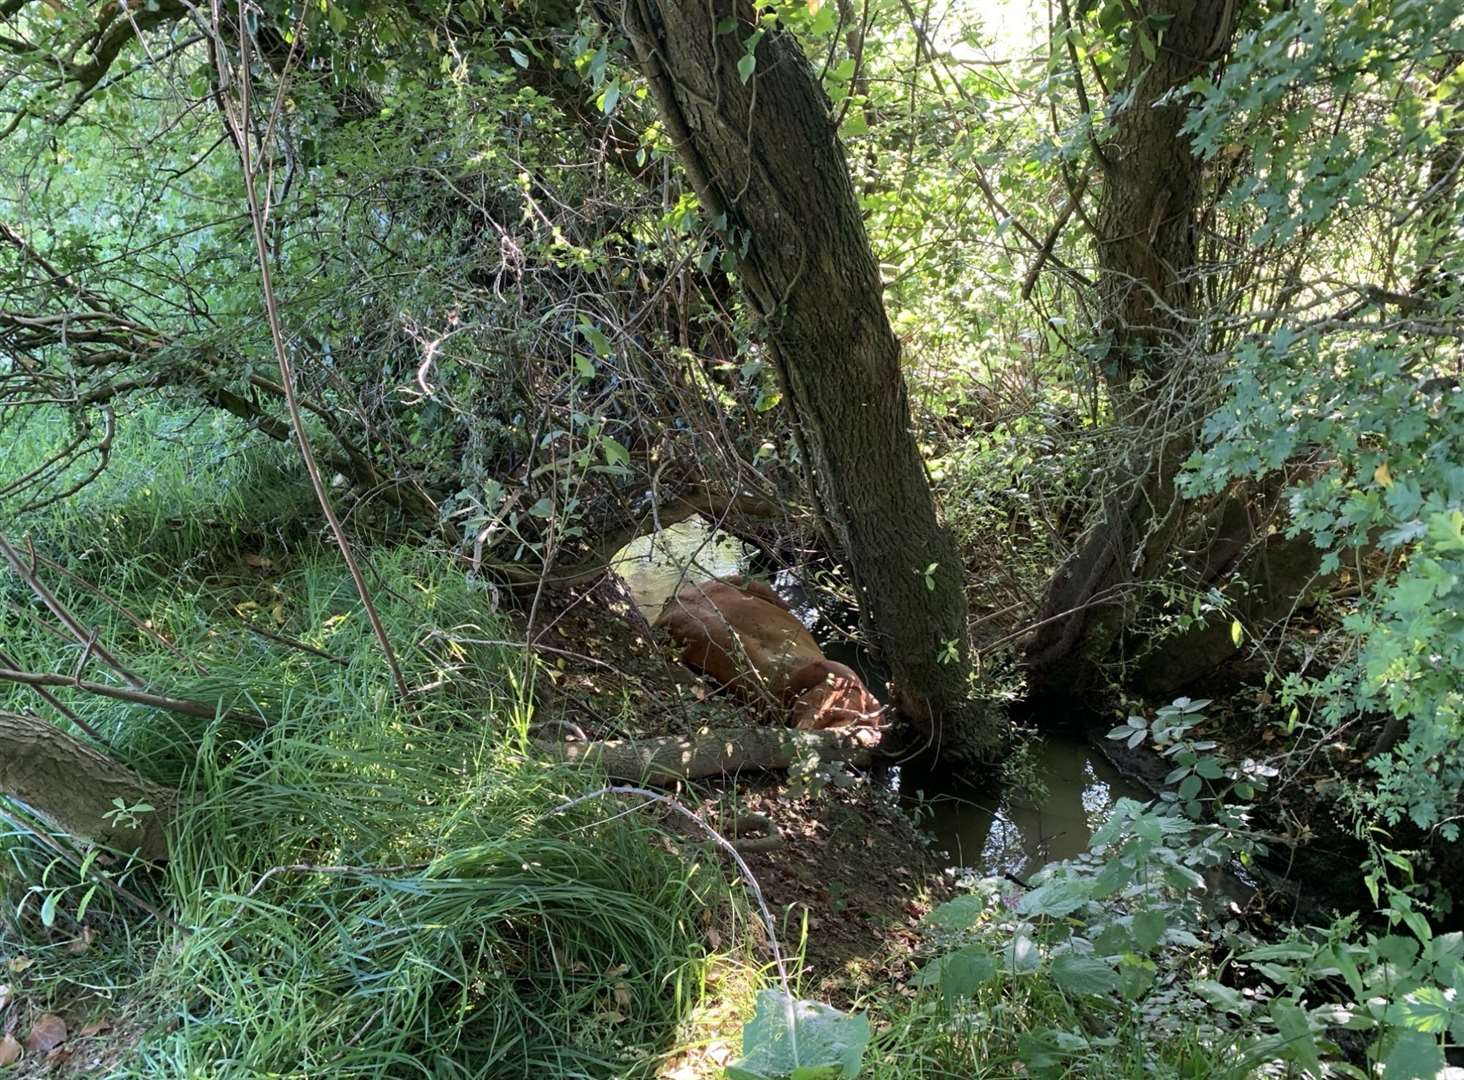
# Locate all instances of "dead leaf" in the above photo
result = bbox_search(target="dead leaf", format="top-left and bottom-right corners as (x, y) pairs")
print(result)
(0, 1034), (19, 1066)
(65, 926), (96, 955)
(612, 983), (631, 1008)
(0, 984), (10, 1010)
(706, 925), (722, 949)
(76, 1017), (110, 1038)
(242, 552), (272, 568)
(1374, 461), (1394, 488)
(605, 963), (629, 978)
(23, 1014), (66, 1055)
(4, 958), (31, 975)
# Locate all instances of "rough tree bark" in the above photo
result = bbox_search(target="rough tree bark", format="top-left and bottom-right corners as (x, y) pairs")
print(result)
(1025, 0), (1239, 702)
(0, 711), (173, 860)
(549, 726), (874, 785)
(607, 0), (991, 756)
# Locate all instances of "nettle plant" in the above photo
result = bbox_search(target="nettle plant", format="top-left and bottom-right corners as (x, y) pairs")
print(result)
(911, 700), (1463, 1077)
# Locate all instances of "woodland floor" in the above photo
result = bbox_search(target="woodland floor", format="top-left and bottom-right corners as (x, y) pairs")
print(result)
(528, 578), (954, 996)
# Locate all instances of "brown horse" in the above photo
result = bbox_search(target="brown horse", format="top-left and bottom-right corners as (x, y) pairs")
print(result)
(654, 576), (883, 741)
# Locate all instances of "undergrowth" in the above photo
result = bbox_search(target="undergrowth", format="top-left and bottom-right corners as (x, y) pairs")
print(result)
(1, 412), (745, 1076)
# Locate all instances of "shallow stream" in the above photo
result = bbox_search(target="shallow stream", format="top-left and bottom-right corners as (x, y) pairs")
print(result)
(613, 519), (1148, 878)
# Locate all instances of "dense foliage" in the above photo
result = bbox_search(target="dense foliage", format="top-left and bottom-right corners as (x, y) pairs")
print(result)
(1, 0), (1461, 1075)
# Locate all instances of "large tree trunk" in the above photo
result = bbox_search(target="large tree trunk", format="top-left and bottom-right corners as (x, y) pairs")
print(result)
(0, 711), (173, 860)
(1025, 0), (1238, 702)
(610, 0), (991, 755)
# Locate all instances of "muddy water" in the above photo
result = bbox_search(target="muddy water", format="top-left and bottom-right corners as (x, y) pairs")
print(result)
(614, 519), (1149, 879)
(889, 742), (1148, 881)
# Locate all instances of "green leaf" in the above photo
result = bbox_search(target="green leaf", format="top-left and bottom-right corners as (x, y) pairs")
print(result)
(939, 946), (998, 1002)
(1018, 1028), (1088, 1072)
(1242, 941), (1317, 962)
(1270, 1000), (1322, 1076)
(924, 894), (985, 931)
(1132, 909), (1167, 952)
(600, 437), (630, 469)
(40, 890), (58, 928)
(1005, 932), (1041, 974)
(1382, 1028), (1444, 1078)
(1230, 618), (1244, 646)
(738, 53), (757, 84)
(1178, 773), (1202, 800)
(75, 883), (98, 924)
(1050, 953), (1120, 995)
(1016, 878), (1091, 918)
(579, 322), (613, 356)
(726, 991), (870, 1080)
(1118, 955), (1155, 1000)
(1092, 921), (1133, 956)
(1192, 979), (1247, 1014)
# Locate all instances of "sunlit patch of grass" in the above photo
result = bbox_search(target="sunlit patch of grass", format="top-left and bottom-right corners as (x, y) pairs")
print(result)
(3, 403), (317, 569)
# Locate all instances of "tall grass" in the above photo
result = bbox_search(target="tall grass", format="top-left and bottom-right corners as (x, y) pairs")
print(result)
(1, 407), (740, 1077)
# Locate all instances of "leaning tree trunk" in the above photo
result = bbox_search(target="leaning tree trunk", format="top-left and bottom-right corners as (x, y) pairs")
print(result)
(609, 0), (991, 755)
(1025, 0), (1238, 702)
(0, 711), (173, 860)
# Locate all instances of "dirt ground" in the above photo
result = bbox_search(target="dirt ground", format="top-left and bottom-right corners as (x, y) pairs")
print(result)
(527, 578), (953, 991)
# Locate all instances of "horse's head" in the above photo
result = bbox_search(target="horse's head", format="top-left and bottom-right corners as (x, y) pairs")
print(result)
(786, 659), (884, 744)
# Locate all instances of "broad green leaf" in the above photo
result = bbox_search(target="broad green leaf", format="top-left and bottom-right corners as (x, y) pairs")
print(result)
(1016, 878), (1091, 918)
(1005, 933), (1041, 974)
(727, 991), (870, 1080)
(1050, 953), (1120, 995)
(1382, 1028), (1444, 1078)
(1192, 979), (1247, 1014)
(924, 894), (985, 932)
(939, 946), (998, 1002)
(1271, 1000), (1322, 1076)
(1132, 909), (1167, 952)
(600, 437), (630, 468)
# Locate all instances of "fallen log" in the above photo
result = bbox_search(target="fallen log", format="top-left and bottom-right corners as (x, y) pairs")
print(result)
(0, 710), (173, 860)
(546, 726), (875, 785)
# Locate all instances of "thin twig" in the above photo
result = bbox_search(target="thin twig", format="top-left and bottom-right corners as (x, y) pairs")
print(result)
(0, 667), (255, 724)
(208, 1), (410, 701)
(0, 532), (146, 689)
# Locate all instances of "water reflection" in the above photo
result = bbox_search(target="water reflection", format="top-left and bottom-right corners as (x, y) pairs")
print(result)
(892, 738), (1148, 881)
